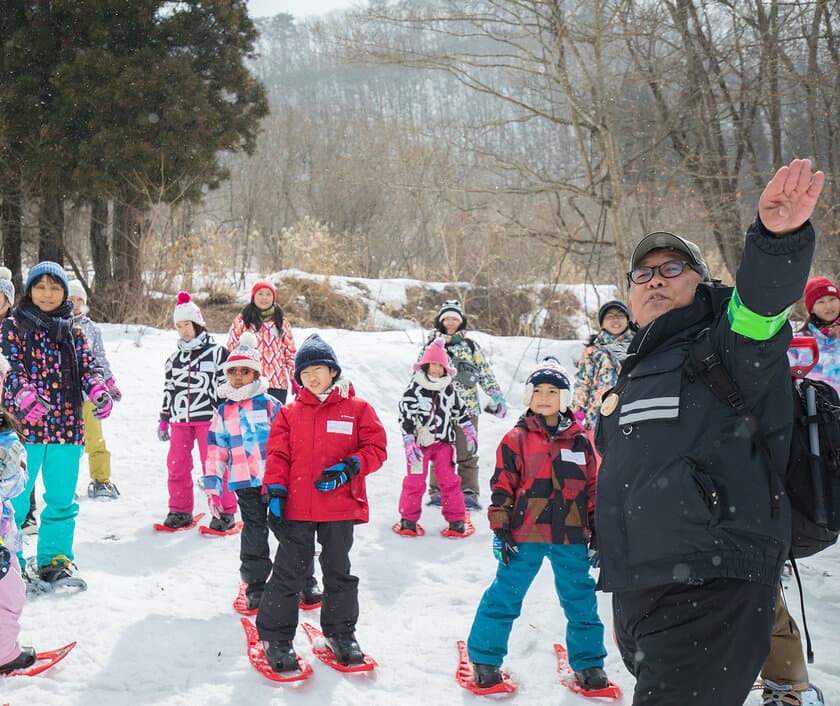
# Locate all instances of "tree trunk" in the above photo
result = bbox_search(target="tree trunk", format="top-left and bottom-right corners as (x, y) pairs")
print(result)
(88, 196), (117, 319)
(38, 189), (65, 264)
(113, 200), (143, 292)
(0, 170), (24, 294)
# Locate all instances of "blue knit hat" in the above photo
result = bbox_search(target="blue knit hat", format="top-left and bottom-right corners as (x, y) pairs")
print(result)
(294, 333), (342, 385)
(25, 261), (68, 298)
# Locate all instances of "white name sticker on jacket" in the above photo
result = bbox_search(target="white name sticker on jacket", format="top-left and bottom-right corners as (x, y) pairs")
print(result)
(247, 410), (269, 425)
(561, 449), (586, 465)
(200, 361), (216, 372)
(327, 420), (354, 435)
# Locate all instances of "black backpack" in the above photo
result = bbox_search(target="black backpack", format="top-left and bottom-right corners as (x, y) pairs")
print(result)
(688, 330), (840, 559)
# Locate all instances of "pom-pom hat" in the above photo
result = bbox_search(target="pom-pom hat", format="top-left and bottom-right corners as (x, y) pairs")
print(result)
(804, 276), (840, 314)
(224, 331), (262, 373)
(25, 261), (68, 298)
(173, 291), (205, 327)
(294, 333), (341, 385)
(0, 266), (15, 308)
(414, 338), (455, 375)
(435, 299), (467, 333)
(523, 356), (572, 411)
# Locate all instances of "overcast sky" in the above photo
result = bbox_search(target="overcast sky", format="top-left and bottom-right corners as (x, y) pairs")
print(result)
(247, 0), (357, 20)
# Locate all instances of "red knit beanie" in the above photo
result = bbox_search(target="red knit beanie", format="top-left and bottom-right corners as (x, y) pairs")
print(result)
(804, 276), (840, 314)
(251, 280), (276, 303)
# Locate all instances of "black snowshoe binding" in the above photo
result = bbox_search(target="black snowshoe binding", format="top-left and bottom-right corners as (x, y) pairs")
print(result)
(472, 662), (503, 688)
(575, 666), (609, 691)
(162, 512), (193, 529)
(262, 640), (299, 673)
(208, 513), (236, 532)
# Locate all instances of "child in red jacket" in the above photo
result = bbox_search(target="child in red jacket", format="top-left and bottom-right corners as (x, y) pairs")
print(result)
(466, 357), (609, 693)
(256, 334), (387, 672)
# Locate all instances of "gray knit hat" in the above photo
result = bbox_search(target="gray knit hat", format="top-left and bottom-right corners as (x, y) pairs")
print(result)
(0, 266), (14, 309)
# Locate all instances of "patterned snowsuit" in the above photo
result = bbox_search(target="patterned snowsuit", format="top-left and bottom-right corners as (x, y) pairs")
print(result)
(571, 329), (633, 430)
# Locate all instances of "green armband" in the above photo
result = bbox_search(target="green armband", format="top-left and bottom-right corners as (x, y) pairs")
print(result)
(727, 289), (791, 341)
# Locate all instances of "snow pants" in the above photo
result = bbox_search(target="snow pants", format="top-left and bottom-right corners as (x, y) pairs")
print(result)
(0, 550), (24, 667)
(400, 441), (465, 523)
(11, 443), (83, 567)
(429, 415), (479, 497)
(83, 400), (111, 483)
(257, 519), (356, 642)
(235, 487), (317, 605)
(467, 543), (606, 671)
(612, 578), (775, 706)
(760, 581), (809, 685)
(167, 422), (236, 515)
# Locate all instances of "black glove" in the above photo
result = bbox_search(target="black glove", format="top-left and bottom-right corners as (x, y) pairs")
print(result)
(588, 512), (600, 568)
(492, 526), (518, 566)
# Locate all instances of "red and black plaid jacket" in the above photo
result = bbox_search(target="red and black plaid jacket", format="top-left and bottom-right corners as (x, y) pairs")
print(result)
(488, 412), (597, 545)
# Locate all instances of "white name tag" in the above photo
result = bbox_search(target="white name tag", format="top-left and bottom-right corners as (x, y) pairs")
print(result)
(561, 449), (585, 465)
(200, 361), (216, 372)
(247, 409), (269, 425)
(327, 420), (353, 435)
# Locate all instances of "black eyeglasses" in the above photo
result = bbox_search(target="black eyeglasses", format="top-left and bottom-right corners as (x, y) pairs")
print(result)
(627, 260), (698, 285)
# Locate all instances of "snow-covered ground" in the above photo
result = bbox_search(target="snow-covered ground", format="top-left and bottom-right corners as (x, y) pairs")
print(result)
(2, 324), (838, 706)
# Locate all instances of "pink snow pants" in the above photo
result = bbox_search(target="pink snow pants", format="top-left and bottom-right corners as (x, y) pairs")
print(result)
(399, 441), (465, 523)
(167, 422), (237, 515)
(0, 551), (25, 666)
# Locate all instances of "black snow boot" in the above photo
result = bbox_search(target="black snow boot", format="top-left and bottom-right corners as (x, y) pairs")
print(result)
(162, 512), (193, 529)
(473, 662), (502, 687)
(325, 633), (364, 666)
(208, 513), (236, 532)
(447, 520), (465, 534)
(0, 646), (36, 674)
(299, 581), (323, 607)
(262, 640), (299, 673)
(399, 518), (417, 532)
(575, 666), (609, 691)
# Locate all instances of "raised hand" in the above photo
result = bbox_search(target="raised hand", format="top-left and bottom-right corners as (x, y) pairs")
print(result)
(759, 158), (825, 236)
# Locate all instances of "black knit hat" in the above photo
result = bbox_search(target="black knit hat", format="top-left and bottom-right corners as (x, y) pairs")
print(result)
(598, 300), (630, 327)
(294, 333), (341, 385)
(435, 299), (467, 334)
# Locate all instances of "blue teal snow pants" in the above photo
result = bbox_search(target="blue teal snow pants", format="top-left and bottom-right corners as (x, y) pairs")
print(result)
(11, 443), (83, 568)
(467, 542), (606, 671)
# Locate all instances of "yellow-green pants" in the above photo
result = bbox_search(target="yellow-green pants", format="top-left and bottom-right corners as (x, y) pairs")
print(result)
(760, 582), (809, 686)
(83, 400), (111, 483)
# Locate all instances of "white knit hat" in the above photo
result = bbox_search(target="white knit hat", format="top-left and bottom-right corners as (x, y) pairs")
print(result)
(0, 352), (9, 379)
(522, 356), (572, 411)
(173, 291), (205, 327)
(223, 331), (261, 373)
(0, 266), (15, 309)
(67, 280), (87, 303)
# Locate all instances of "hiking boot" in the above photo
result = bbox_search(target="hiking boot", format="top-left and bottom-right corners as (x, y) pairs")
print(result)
(162, 512), (193, 529)
(208, 513), (236, 532)
(38, 556), (76, 584)
(325, 633), (364, 666)
(426, 492), (442, 507)
(88, 480), (120, 500)
(575, 666), (609, 691)
(0, 646), (37, 674)
(21, 512), (37, 536)
(262, 640), (299, 673)
(472, 662), (502, 688)
(447, 520), (465, 534)
(463, 492), (482, 510)
(399, 518), (418, 533)
(299, 583), (323, 607)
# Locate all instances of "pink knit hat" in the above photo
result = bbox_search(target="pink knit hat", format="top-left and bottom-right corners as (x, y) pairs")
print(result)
(414, 338), (456, 375)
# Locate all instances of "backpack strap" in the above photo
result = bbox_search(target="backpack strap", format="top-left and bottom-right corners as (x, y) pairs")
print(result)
(686, 328), (783, 516)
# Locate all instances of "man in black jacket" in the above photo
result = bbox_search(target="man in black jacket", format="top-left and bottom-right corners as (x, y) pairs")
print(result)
(595, 159), (825, 705)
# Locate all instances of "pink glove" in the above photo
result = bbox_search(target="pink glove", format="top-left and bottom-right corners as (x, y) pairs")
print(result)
(105, 378), (122, 401)
(89, 383), (113, 420)
(403, 434), (424, 466)
(157, 420), (170, 442)
(207, 494), (222, 519)
(462, 422), (478, 455)
(14, 386), (51, 424)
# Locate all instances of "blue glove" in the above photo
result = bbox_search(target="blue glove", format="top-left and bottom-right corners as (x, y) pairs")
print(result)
(266, 484), (287, 518)
(492, 527), (518, 565)
(314, 456), (360, 492)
